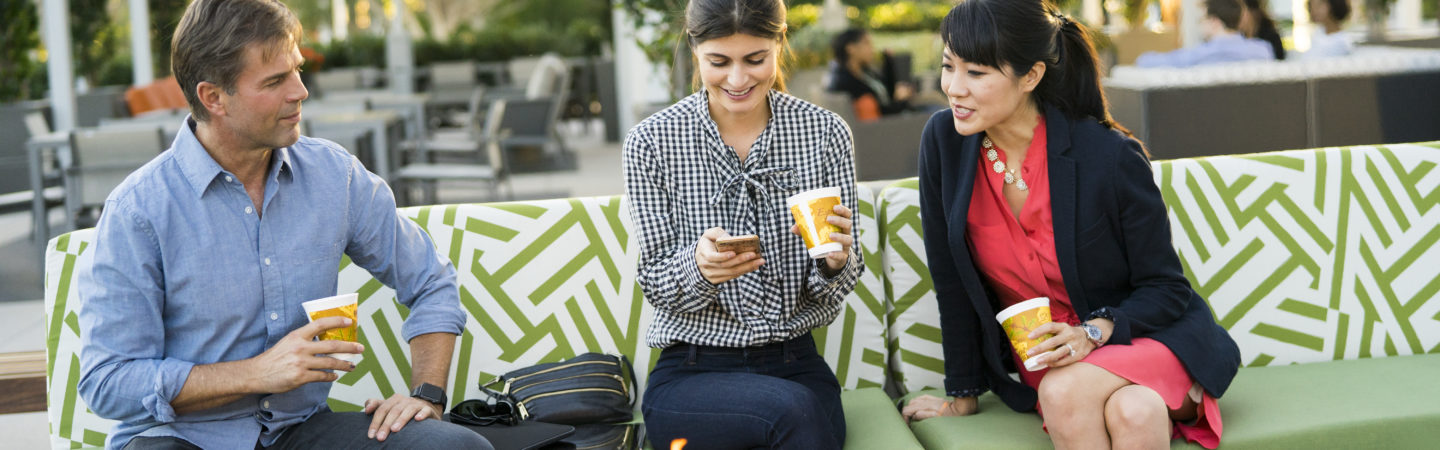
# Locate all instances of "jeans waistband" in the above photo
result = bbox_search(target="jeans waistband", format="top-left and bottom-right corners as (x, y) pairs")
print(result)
(663, 334), (816, 362)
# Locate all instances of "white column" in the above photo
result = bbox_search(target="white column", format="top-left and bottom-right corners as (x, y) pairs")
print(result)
(1293, 0), (1312, 53)
(128, 0), (154, 85)
(1394, 0), (1422, 30)
(332, 0), (349, 41)
(1082, 0), (1104, 27)
(820, 0), (848, 32)
(42, 0), (77, 131)
(384, 0), (414, 93)
(1180, 0), (1204, 47)
(611, 4), (671, 133)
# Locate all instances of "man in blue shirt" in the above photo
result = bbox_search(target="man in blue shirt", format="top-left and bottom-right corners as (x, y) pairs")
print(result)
(1136, 0), (1275, 68)
(76, 1), (491, 449)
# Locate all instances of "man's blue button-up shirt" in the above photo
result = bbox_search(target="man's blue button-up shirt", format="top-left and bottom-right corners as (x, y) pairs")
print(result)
(77, 117), (466, 449)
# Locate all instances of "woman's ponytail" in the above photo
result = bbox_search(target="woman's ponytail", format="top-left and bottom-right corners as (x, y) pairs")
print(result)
(1038, 14), (1134, 140)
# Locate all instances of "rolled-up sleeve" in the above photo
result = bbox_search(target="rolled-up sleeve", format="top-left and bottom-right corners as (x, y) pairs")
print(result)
(78, 198), (195, 424)
(342, 157), (465, 341)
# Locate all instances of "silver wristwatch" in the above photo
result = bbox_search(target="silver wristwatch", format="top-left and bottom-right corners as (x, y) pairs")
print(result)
(1080, 323), (1104, 347)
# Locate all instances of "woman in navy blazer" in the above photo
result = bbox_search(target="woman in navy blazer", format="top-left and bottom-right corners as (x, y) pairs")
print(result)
(900, 1), (1240, 448)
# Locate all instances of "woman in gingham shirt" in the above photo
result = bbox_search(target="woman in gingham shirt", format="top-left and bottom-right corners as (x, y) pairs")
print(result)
(623, 1), (863, 448)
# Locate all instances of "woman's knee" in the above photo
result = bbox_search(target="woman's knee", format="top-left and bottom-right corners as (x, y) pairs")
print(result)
(1036, 365), (1088, 410)
(1104, 386), (1168, 432)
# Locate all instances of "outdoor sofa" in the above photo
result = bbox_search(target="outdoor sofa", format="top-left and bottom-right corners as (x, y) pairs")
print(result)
(44, 141), (1440, 448)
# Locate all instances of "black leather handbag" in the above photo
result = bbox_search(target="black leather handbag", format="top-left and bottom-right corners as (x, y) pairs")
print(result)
(481, 352), (636, 425)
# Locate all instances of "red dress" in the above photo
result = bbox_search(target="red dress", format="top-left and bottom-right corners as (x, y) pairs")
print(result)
(964, 118), (1222, 448)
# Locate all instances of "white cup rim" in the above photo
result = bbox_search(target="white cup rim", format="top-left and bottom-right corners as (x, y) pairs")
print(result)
(786, 186), (842, 206)
(995, 297), (1051, 323)
(302, 293), (359, 316)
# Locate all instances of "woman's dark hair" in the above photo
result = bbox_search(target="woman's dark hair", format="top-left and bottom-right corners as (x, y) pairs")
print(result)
(684, 0), (789, 92)
(941, 0), (1132, 138)
(831, 28), (868, 67)
(1243, 0), (1285, 60)
(1322, 0), (1351, 22)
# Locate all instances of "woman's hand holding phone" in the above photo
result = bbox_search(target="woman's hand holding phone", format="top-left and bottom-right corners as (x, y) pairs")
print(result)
(696, 228), (765, 285)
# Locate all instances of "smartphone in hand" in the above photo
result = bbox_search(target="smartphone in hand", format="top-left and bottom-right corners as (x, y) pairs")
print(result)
(715, 234), (762, 256)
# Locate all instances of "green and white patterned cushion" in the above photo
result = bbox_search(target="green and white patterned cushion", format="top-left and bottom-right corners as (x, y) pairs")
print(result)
(44, 190), (893, 447)
(878, 179), (944, 394)
(327, 196), (660, 411)
(812, 183), (891, 390)
(44, 229), (114, 449)
(880, 142), (1440, 395)
(1160, 142), (1440, 366)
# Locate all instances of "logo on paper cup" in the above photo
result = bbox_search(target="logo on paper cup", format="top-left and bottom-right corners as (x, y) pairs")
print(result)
(787, 187), (843, 258)
(302, 293), (363, 365)
(995, 297), (1054, 371)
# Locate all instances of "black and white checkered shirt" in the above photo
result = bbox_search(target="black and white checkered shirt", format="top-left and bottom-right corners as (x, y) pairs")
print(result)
(623, 90), (865, 349)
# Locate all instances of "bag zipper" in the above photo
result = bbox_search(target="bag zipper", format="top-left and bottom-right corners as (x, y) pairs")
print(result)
(575, 425), (632, 450)
(503, 359), (620, 392)
(510, 372), (625, 396)
(516, 387), (627, 420)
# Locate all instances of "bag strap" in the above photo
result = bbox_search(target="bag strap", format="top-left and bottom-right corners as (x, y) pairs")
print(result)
(616, 353), (637, 406)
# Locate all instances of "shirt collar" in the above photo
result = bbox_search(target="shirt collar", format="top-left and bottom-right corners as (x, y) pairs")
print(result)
(173, 115), (294, 198)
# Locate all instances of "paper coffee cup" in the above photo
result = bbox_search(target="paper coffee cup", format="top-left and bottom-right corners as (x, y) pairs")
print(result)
(302, 293), (363, 365)
(786, 187), (843, 258)
(995, 297), (1054, 371)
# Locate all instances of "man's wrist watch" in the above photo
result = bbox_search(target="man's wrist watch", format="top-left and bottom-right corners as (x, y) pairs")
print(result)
(1080, 323), (1104, 347)
(410, 383), (447, 406)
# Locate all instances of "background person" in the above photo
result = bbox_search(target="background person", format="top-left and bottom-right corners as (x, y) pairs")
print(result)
(1240, 0), (1286, 60)
(1136, 0), (1273, 67)
(623, 0), (864, 448)
(1305, 0), (1354, 58)
(900, 1), (1241, 449)
(827, 28), (916, 121)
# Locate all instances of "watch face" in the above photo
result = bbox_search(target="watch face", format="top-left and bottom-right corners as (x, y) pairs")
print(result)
(1084, 324), (1102, 341)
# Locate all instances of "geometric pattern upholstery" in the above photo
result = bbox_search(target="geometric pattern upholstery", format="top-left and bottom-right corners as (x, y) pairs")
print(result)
(43, 229), (113, 449)
(880, 142), (1440, 394)
(812, 184), (891, 390)
(45, 188), (891, 448)
(1159, 142), (1440, 367)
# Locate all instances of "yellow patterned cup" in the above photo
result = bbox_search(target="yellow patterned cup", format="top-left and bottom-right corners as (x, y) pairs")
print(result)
(302, 293), (362, 365)
(786, 187), (843, 258)
(995, 297), (1054, 371)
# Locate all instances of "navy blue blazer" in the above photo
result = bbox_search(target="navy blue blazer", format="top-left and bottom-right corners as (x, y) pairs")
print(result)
(917, 104), (1241, 412)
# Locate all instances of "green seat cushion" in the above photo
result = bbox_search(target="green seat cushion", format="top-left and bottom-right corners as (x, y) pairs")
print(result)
(1172, 354), (1440, 449)
(901, 354), (1440, 449)
(899, 390), (1049, 450)
(843, 388), (924, 450)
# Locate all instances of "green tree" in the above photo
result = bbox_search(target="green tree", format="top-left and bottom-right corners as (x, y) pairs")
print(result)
(1, 0), (41, 101)
(150, 0), (186, 77)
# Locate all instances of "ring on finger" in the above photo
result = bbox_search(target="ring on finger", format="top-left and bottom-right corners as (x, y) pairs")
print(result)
(1064, 343), (1076, 357)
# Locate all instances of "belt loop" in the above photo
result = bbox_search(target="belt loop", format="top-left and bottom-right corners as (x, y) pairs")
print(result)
(685, 343), (698, 365)
(784, 337), (794, 363)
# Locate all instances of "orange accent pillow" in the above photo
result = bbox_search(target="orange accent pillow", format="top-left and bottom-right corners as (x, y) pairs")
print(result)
(853, 94), (881, 122)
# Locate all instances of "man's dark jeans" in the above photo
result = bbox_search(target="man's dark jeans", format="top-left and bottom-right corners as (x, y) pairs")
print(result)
(122, 411), (492, 449)
(642, 334), (845, 450)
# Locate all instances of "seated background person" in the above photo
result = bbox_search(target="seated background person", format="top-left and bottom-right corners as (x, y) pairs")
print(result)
(827, 28), (916, 121)
(1137, 0), (1273, 67)
(1240, 0), (1286, 60)
(1304, 0), (1353, 58)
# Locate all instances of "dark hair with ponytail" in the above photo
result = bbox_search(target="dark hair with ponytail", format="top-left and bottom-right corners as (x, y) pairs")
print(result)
(831, 28), (868, 67)
(684, 0), (789, 92)
(940, 0), (1134, 140)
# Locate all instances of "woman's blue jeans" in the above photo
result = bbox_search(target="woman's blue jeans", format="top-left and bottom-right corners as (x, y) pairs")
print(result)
(642, 334), (845, 450)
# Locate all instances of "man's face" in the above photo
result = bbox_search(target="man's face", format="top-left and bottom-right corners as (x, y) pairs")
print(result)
(216, 42), (308, 151)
